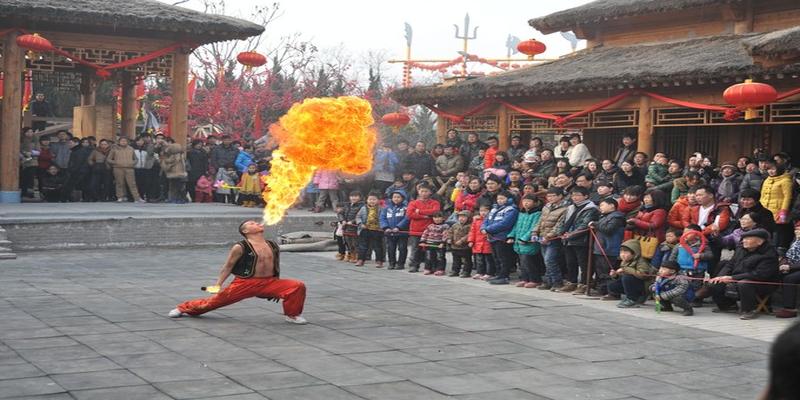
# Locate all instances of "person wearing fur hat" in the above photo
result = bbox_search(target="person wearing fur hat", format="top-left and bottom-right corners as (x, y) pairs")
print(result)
(709, 228), (780, 320)
(650, 261), (693, 316)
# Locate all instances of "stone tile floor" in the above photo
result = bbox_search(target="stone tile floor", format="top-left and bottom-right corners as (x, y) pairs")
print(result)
(0, 248), (786, 399)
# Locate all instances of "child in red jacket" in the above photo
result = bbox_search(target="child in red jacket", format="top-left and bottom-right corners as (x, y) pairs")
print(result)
(406, 184), (441, 273)
(468, 204), (495, 279)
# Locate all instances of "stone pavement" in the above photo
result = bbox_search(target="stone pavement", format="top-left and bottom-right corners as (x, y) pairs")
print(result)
(0, 248), (780, 400)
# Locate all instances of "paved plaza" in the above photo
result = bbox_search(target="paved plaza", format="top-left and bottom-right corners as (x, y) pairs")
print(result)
(0, 248), (785, 400)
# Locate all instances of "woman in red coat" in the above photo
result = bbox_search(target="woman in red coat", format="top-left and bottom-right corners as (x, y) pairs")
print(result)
(455, 177), (483, 212)
(626, 189), (668, 243)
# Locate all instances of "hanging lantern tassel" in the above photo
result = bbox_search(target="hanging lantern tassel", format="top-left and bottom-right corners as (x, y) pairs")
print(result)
(723, 79), (778, 120)
(237, 51), (267, 72)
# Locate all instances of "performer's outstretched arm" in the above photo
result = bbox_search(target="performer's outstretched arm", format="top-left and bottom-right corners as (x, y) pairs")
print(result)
(215, 245), (243, 287)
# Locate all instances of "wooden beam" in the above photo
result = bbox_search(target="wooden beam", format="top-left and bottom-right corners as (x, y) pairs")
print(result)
(121, 73), (138, 139)
(498, 105), (509, 151)
(0, 31), (24, 202)
(637, 95), (654, 155)
(80, 72), (97, 106)
(435, 115), (447, 145)
(170, 49), (190, 148)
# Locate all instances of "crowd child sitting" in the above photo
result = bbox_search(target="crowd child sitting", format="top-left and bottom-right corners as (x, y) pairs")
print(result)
(238, 163), (263, 208)
(605, 239), (655, 308)
(481, 190), (520, 285)
(355, 191), (386, 267)
(469, 204), (495, 279)
(775, 223), (800, 318)
(554, 187), (599, 294)
(420, 212), (449, 276)
(406, 184), (441, 273)
(671, 224), (713, 307)
(508, 194), (544, 288)
(194, 173), (213, 203)
(447, 210), (473, 277)
(590, 198), (626, 296)
(342, 191), (364, 263)
(651, 261), (694, 316)
(380, 190), (409, 270)
(533, 187), (570, 290)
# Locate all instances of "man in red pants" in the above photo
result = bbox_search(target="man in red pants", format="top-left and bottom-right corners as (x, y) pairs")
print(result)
(168, 220), (308, 324)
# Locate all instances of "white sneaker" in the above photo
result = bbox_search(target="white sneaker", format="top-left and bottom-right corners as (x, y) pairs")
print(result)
(285, 315), (308, 325)
(136, 198), (147, 203)
(117, 198), (126, 203)
(168, 308), (184, 318)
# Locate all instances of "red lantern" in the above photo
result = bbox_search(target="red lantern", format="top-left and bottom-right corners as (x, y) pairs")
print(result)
(517, 39), (546, 58)
(381, 112), (410, 132)
(16, 33), (54, 52)
(237, 51), (267, 69)
(723, 79), (777, 120)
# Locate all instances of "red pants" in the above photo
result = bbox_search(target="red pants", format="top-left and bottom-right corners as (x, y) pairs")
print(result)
(195, 192), (213, 203)
(177, 277), (306, 317)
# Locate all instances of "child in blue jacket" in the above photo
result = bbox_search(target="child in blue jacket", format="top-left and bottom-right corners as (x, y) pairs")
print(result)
(481, 190), (519, 285)
(669, 224), (713, 305)
(380, 190), (410, 270)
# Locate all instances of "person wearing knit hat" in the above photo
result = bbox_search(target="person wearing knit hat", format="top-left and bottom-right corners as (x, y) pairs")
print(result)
(650, 260), (693, 316)
(714, 161), (741, 204)
(709, 227), (780, 320)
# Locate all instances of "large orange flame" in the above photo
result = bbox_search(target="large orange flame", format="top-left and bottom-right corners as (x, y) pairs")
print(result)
(262, 96), (376, 225)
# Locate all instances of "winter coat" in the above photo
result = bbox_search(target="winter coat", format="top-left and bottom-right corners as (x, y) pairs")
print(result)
(448, 220), (471, 250)
(555, 200), (599, 247)
(618, 239), (654, 278)
(760, 173), (793, 219)
(343, 201), (364, 236)
(628, 207), (668, 243)
(614, 145), (636, 167)
(20, 136), (38, 168)
(49, 140), (71, 169)
(713, 174), (742, 203)
(739, 171), (765, 193)
(435, 154), (464, 177)
(313, 170), (339, 190)
(380, 197), (409, 233)
(67, 146), (91, 175)
(107, 145), (137, 169)
(617, 197), (642, 219)
(613, 170), (645, 193)
(645, 163), (669, 186)
(455, 189), (482, 212)
(406, 198), (441, 236)
(460, 141), (487, 168)
(484, 146), (498, 169)
(239, 172), (263, 195)
(214, 169), (237, 195)
(738, 204), (775, 232)
(596, 168), (618, 186)
(403, 151), (435, 178)
(533, 159), (556, 180)
(568, 143), (592, 167)
(234, 151), (255, 174)
(210, 144), (240, 169)
(690, 203), (732, 236)
(508, 208), (541, 255)
(532, 200), (570, 241)
(717, 240), (779, 282)
(593, 210), (626, 257)
(507, 145), (527, 162)
(161, 144), (187, 179)
(356, 204), (385, 234)
(668, 197), (692, 230)
(652, 171), (683, 199)
(421, 223), (449, 244)
(481, 196), (519, 242)
(374, 149), (399, 182)
(651, 241), (676, 268)
(670, 239), (712, 272)
(87, 148), (111, 171)
(652, 274), (692, 301)
(134, 144), (157, 169)
(187, 148), (209, 180)
(195, 175), (213, 194)
(37, 147), (54, 170)
(468, 216), (492, 254)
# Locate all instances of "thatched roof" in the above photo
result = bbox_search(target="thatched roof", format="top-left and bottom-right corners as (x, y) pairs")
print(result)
(530, 0), (742, 34)
(390, 33), (800, 106)
(744, 26), (800, 58)
(0, 0), (264, 42)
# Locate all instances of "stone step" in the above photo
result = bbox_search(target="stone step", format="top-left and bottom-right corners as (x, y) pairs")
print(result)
(0, 252), (17, 260)
(0, 229), (6, 241)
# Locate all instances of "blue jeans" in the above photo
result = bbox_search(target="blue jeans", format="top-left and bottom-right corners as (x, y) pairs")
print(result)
(541, 242), (563, 286)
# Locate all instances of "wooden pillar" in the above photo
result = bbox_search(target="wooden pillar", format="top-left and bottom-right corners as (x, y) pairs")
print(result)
(170, 50), (189, 147)
(80, 73), (97, 106)
(637, 95), (654, 155)
(498, 105), (509, 150)
(0, 32), (24, 202)
(121, 73), (138, 139)
(435, 115), (447, 145)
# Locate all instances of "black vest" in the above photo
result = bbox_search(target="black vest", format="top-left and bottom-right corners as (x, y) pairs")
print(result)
(232, 239), (280, 278)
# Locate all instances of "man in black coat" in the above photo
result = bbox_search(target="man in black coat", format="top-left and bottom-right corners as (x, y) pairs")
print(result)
(403, 141), (435, 179)
(186, 139), (210, 201)
(709, 228), (780, 320)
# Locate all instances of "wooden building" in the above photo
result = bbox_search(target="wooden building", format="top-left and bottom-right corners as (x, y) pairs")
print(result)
(0, 0), (263, 203)
(391, 0), (800, 165)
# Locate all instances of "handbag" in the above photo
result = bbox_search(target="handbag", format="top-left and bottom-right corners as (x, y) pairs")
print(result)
(635, 233), (658, 259)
